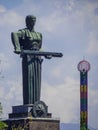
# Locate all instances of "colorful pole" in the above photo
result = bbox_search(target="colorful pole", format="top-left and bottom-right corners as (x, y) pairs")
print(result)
(77, 60), (90, 130)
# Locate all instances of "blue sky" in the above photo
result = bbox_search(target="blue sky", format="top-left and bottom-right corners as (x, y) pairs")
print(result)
(0, 0), (98, 129)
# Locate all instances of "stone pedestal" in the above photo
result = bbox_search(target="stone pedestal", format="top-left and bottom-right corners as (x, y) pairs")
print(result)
(5, 117), (60, 130)
(9, 105), (33, 118)
(6, 105), (60, 130)
(9, 105), (52, 118)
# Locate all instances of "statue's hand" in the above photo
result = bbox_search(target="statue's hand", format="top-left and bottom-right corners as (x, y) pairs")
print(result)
(45, 55), (52, 59)
(14, 49), (21, 54)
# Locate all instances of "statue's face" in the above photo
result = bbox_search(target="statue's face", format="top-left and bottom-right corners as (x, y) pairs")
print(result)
(26, 17), (36, 30)
(29, 18), (36, 28)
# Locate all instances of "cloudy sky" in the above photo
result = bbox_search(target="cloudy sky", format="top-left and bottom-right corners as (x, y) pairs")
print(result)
(0, 0), (98, 129)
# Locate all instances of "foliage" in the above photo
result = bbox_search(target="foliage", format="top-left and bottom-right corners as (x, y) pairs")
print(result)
(0, 121), (8, 130)
(0, 103), (8, 130)
(80, 126), (89, 130)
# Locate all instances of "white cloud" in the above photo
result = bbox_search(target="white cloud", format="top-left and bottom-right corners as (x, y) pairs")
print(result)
(0, 10), (23, 27)
(39, 11), (66, 33)
(4, 80), (22, 101)
(88, 88), (98, 128)
(65, 0), (76, 12)
(87, 32), (98, 55)
(0, 80), (22, 118)
(0, 5), (6, 13)
(50, 65), (62, 78)
(0, 53), (10, 70)
(0, 86), (5, 98)
(89, 88), (98, 106)
(41, 76), (80, 123)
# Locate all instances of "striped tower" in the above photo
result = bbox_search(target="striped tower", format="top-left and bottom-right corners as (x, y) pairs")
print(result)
(77, 60), (90, 130)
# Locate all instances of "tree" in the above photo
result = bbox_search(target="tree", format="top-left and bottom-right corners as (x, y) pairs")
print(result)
(0, 103), (8, 130)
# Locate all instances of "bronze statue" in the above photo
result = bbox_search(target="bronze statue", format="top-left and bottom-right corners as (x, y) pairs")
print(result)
(11, 15), (63, 106)
(11, 15), (42, 104)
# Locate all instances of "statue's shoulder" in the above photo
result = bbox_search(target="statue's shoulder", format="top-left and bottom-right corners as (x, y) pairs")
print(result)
(36, 32), (42, 37)
(17, 28), (28, 38)
(18, 28), (27, 33)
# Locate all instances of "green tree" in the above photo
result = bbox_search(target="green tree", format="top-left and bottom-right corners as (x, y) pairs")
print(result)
(0, 103), (8, 130)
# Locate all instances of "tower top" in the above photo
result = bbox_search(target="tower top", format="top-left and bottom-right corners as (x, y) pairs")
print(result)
(77, 60), (90, 72)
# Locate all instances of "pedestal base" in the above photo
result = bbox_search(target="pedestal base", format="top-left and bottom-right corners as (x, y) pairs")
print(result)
(9, 104), (52, 118)
(7, 104), (60, 130)
(9, 104), (33, 118)
(5, 117), (60, 130)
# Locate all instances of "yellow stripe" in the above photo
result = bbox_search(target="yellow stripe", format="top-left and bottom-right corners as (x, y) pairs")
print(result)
(80, 86), (83, 92)
(84, 85), (87, 92)
(80, 85), (87, 92)
(81, 111), (87, 118)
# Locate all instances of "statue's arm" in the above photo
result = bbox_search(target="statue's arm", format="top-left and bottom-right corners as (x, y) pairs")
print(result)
(39, 34), (51, 59)
(39, 33), (42, 49)
(11, 31), (22, 54)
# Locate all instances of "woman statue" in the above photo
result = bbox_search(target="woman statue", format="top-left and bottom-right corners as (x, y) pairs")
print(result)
(11, 15), (42, 105)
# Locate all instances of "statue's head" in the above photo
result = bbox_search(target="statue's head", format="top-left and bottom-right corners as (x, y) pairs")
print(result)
(25, 15), (36, 30)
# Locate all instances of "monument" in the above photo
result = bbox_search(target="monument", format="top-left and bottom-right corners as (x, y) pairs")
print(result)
(6, 15), (63, 130)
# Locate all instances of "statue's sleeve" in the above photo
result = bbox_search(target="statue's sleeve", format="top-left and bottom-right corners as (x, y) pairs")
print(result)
(11, 31), (22, 53)
(39, 33), (42, 49)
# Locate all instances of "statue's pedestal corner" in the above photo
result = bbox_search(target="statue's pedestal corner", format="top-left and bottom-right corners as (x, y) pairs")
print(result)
(9, 104), (33, 118)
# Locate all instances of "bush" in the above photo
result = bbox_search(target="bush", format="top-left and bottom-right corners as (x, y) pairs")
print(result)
(0, 121), (8, 130)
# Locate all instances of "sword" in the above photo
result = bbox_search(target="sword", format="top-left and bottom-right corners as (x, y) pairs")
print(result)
(21, 50), (63, 58)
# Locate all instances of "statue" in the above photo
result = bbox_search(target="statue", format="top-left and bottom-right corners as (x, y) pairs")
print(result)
(11, 15), (42, 105)
(11, 15), (63, 106)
